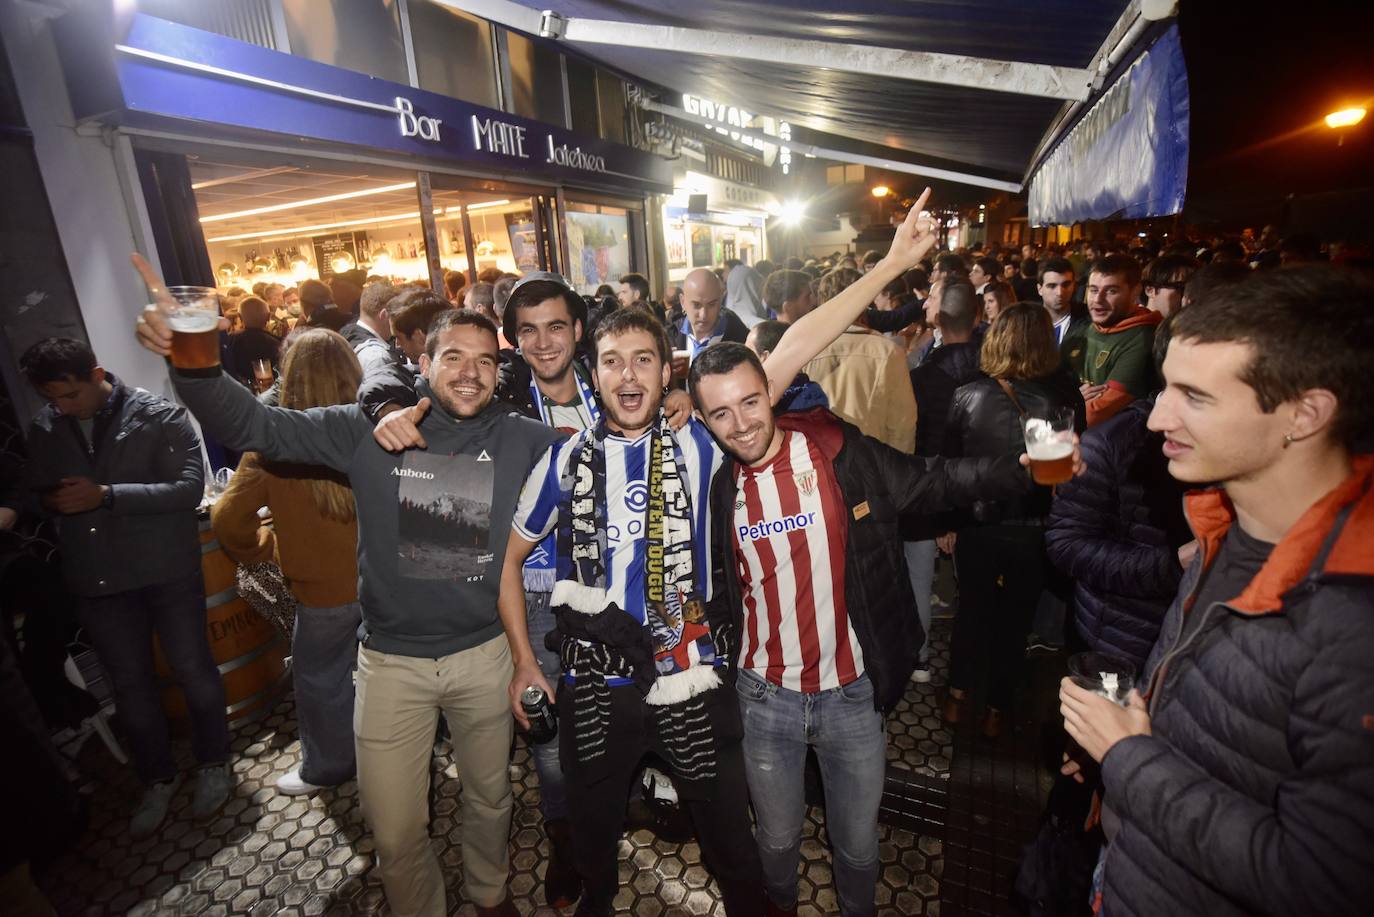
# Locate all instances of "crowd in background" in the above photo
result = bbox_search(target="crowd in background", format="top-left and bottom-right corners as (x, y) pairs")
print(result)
(3, 200), (1372, 917)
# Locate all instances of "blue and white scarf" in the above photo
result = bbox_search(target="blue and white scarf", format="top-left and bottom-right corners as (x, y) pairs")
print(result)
(680, 314), (727, 361)
(527, 362), (600, 428)
(524, 363), (601, 592)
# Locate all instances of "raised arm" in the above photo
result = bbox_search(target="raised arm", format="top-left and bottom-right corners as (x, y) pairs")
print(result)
(762, 188), (937, 403)
(131, 254), (368, 470)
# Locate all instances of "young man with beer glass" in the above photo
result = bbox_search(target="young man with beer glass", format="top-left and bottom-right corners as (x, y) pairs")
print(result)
(133, 257), (555, 917)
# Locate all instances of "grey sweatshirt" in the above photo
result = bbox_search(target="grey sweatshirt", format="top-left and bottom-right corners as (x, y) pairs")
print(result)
(174, 368), (559, 658)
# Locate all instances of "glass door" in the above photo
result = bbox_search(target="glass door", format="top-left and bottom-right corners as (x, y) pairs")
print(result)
(426, 177), (558, 284)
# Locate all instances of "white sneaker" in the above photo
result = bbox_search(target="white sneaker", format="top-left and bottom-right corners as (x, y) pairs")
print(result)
(275, 769), (323, 796)
(911, 667), (932, 684)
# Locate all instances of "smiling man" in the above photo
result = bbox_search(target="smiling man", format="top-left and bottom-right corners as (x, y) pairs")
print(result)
(133, 287), (555, 917)
(687, 342), (1051, 917)
(1078, 254), (1163, 426)
(1060, 266), (1374, 916)
(483, 192), (946, 916)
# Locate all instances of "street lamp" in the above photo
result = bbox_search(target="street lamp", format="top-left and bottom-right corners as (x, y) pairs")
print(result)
(1325, 107), (1366, 146)
(1325, 107), (1366, 128)
(871, 186), (891, 225)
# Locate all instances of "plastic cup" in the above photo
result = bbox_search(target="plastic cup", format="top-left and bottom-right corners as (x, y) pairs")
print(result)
(1023, 406), (1075, 485)
(1067, 652), (1136, 706)
(165, 286), (222, 370)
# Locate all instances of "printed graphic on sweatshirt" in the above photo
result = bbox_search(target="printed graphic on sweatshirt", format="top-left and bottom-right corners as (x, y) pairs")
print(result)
(395, 451), (494, 582)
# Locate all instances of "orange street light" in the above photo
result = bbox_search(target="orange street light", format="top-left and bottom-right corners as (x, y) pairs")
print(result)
(1325, 107), (1366, 128)
(871, 185), (891, 198)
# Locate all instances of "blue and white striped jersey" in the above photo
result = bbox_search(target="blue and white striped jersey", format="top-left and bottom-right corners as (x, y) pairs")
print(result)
(513, 417), (725, 620)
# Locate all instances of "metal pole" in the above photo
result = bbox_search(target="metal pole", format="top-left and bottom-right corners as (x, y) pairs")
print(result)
(415, 172), (445, 294)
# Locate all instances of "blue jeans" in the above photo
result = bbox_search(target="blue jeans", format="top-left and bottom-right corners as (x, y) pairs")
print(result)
(525, 590), (567, 821)
(78, 571), (230, 784)
(903, 539), (936, 666)
(736, 669), (886, 917)
(293, 602), (361, 785)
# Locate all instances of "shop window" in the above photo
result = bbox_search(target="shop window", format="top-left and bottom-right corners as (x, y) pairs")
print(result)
(408, 1), (499, 108)
(566, 57), (600, 136)
(505, 32), (566, 127)
(280, 0), (408, 85)
(595, 70), (626, 144)
(564, 202), (632, 294)
(137, 0), (280, 49)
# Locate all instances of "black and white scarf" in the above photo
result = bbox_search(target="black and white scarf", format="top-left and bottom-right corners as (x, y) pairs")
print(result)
(552, 410), (724, 781)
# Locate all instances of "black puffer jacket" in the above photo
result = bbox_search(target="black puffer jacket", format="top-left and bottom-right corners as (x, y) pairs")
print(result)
(1044, 398), (1190, 668)
(944, 367), (1085, 524)
(709, 408), (1031, 711)
(1100, 458), (1374, 916)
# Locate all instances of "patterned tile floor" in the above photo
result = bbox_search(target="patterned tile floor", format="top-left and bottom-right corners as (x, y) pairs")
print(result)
(38, 607), (1054, 916)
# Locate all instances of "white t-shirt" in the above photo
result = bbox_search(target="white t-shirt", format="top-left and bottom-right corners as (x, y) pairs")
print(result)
(513, 418), (724, 620)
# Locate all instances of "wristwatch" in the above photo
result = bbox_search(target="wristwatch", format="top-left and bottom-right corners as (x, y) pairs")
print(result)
(100, 486), (115, 510)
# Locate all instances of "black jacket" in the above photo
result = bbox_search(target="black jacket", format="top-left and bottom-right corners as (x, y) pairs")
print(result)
(709, 408), (1031, 711)
(668, 309), (749, 352)
(944, 368), (1085, 525)
(864, 296), (925, 334)
(1100, 459), (1374, 917)
(225, 328), (280, 386)
(305, 304), (350, 333)
(1044, 398), (1190, 668)
(23, 375), (203, 596)
(902, 340), (983, 541)
(910, 341), (982, 459)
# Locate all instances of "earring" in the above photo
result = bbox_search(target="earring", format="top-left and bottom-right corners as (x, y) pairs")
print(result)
(1283, 432), (1294, 448)
(662, 385), (670, 396)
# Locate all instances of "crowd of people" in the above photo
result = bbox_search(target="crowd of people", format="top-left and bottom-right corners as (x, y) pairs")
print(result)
(3, 190), (1371, 917)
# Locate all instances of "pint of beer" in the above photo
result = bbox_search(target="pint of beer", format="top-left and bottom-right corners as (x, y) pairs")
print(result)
(164, 286), (223, 370)
(1022, 408), (1075, 486)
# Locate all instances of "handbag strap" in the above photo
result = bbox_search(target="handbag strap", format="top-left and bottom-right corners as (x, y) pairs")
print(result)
(996, 378), (1028, 419)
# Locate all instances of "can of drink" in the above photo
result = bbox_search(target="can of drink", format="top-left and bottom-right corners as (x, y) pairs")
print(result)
(520, 685), (557, 745)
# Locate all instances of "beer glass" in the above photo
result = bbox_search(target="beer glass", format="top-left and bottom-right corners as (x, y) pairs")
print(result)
(1068, 652), (1136, 707)
(164, 286), (222, 370)
(1022, 406), (1075, 485)
(251, 359), (274, 393)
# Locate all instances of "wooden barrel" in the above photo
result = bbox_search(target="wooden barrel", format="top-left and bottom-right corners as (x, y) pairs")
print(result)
(154, 516), (289, 726)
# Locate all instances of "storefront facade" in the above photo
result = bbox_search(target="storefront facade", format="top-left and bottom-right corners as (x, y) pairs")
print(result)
(51, 7), (672, 300)
(662, 171), (777, 283)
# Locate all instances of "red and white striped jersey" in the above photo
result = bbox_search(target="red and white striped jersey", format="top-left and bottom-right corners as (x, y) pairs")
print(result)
(732, 429), (863, 693)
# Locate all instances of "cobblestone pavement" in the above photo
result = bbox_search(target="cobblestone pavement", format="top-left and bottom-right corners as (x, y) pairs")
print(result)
(39, 624), (973, 916)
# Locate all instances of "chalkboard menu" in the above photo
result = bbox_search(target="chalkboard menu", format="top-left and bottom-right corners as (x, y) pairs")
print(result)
(312, 231), (369, 279)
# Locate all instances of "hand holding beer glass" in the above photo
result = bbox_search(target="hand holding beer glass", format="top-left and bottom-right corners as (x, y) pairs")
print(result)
(1022, 406), (1076, 486)
(251, 359), (274, 393)
(131, 253), (226, 368)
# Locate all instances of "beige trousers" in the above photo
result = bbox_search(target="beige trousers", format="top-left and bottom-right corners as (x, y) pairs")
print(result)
(354, 635), (514, 915)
